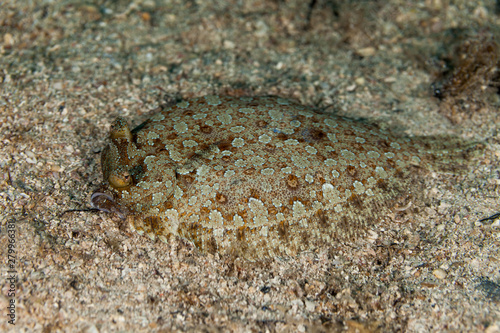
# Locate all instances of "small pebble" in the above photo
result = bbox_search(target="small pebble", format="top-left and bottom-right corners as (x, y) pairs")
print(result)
(433, 268), (447, 279)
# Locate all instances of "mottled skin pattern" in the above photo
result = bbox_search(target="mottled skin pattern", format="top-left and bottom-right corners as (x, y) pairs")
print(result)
(92, 95), (472, 259)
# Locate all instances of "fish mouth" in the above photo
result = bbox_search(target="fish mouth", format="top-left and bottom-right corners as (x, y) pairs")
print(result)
(90, 189), (127, 220)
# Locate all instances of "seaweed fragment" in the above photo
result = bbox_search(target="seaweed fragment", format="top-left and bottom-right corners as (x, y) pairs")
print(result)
(479, 212), (500, 223)
(433, 36), (500, 122)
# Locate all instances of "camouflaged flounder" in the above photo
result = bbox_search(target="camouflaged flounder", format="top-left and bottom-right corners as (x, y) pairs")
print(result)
(91, 95), (477, 259)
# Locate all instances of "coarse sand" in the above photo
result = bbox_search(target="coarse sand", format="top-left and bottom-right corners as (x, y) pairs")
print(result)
(0, 1), (499, 332)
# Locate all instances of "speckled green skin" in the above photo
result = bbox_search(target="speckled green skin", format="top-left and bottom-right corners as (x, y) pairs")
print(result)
(92, 95), (476, 259)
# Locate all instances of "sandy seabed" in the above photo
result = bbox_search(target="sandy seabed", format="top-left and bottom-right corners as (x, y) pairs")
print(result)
(0, 0), (499, 332)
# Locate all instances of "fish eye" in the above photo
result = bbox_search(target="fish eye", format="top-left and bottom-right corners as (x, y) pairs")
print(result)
(108, 169), (133, 189)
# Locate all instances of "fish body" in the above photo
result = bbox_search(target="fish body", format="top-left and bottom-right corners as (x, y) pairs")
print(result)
(92, 95), (477, 259)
